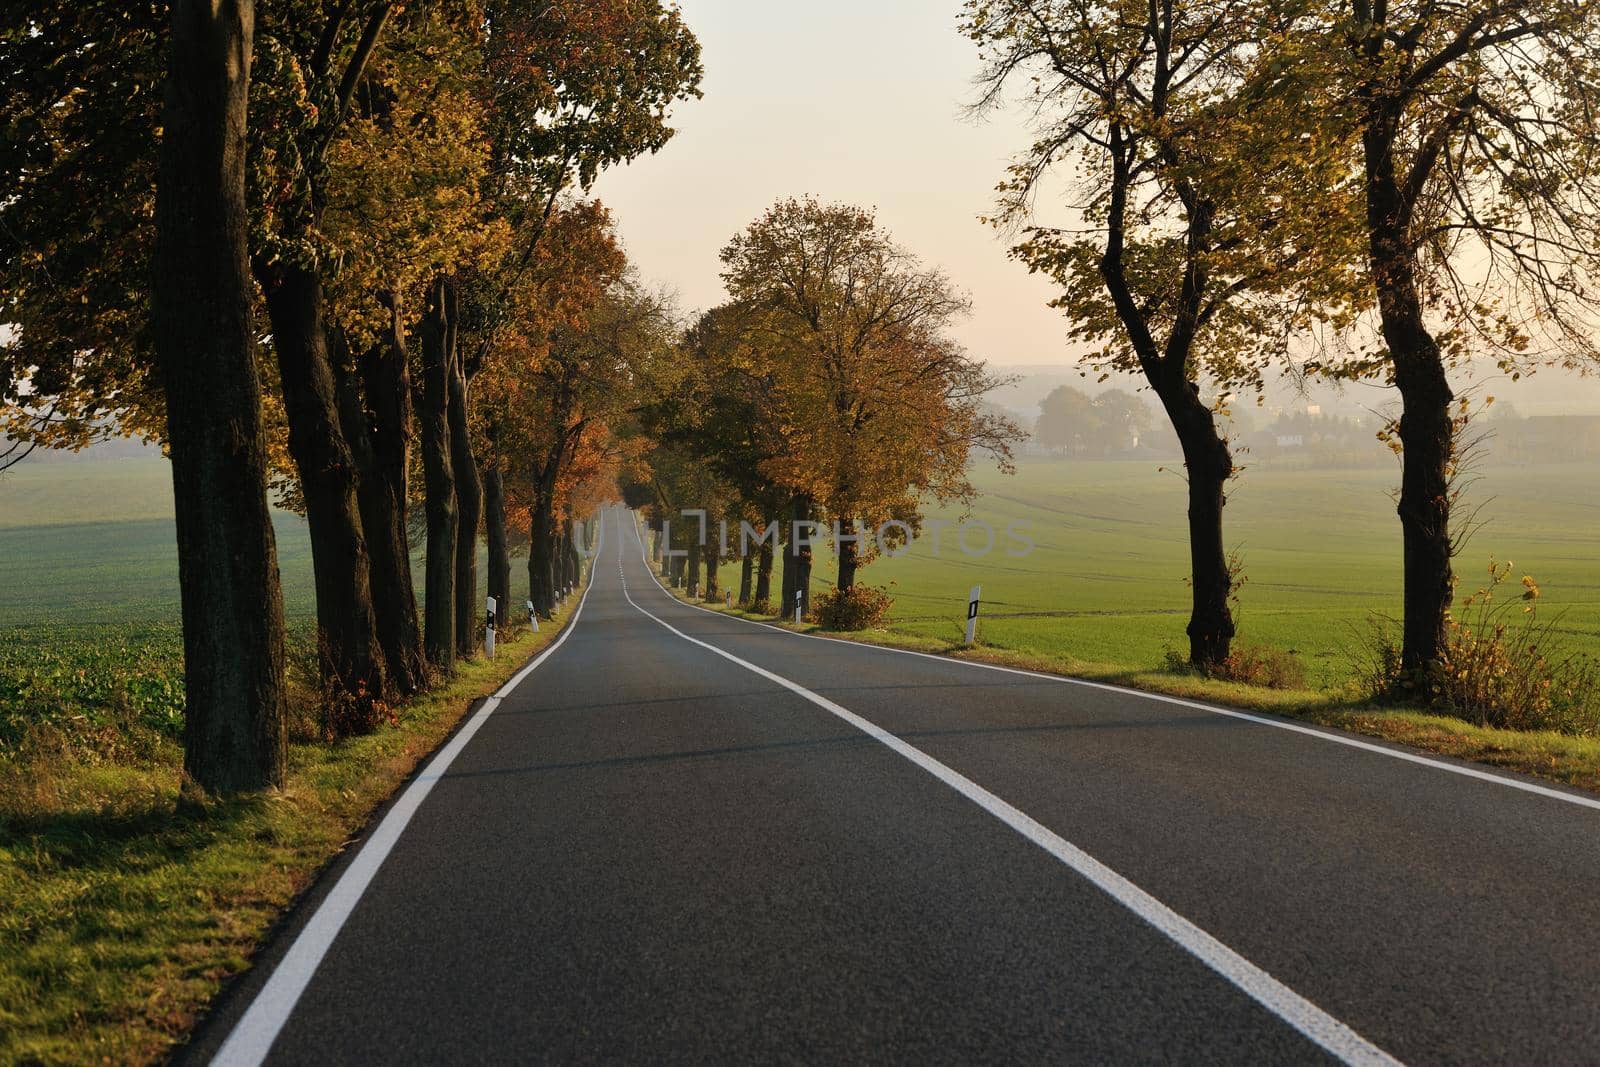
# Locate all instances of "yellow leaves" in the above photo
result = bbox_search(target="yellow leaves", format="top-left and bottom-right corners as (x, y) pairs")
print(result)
(318, 12), (502, 344)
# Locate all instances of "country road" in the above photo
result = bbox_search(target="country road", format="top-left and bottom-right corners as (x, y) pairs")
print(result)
(187, 505), (1600, 1066)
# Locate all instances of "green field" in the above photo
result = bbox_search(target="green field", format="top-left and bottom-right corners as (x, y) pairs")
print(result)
(3, 453), (1597, 713)
(718, 457), (1600, 688)
(0, 456), (532, 753)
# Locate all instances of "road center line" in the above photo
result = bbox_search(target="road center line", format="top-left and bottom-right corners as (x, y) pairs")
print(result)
(210, 517), (604, 1067)
(619, 513), (1399, 1067)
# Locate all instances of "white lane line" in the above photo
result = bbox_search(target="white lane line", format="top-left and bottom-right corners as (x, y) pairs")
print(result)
(211, 518), (604, 1067)
(616, 517), (1399, 1067)
(625, 512), (1600, 816)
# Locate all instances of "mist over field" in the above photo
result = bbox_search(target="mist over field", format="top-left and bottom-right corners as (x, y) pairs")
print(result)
(987, 361), (1600, 420)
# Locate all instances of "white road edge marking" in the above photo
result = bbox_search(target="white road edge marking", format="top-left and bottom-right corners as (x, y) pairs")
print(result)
(617, 512), (1399, 1067)
(210, 518), (604, 1067)
(626, 512), (1600, 815)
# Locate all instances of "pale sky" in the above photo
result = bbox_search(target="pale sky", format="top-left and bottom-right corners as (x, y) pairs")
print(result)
(590, 0), (1071, 366)
(590, 0), (1600, 415)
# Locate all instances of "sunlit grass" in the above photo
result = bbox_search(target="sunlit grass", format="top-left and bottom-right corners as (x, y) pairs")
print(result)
(711, 458), (1600, 689)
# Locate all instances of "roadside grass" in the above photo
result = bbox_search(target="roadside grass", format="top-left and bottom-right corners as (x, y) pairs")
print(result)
(665, 589), (1600, 798)
(0, 591), (583, 1066)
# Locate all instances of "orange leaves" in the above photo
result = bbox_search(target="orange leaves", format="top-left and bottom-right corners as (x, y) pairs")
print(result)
(713, 197), (1020, 525)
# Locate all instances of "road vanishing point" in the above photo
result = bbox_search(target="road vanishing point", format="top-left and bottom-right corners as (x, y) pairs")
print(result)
(187, 506), (1600, 1066)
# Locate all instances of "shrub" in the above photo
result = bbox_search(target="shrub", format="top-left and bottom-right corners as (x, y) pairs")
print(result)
(1362, 559), (1600, 734)
(1164, 643), (1308, 690)
(811, 584), (893, 631)
(746, 598), (772, 616)
(1218, 643), (1309, 690)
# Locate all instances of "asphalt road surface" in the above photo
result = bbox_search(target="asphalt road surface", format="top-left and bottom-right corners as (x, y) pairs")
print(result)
(188, 506), (1600, 1065)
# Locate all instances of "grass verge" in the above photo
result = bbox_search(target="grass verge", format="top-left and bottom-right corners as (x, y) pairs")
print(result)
(666, 586), (1600, 798)
(0, 589), (586, 1066)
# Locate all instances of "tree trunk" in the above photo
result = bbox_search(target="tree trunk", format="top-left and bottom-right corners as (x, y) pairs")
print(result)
(836, 520), (859, 592)
(1149, 376), (1236, 670)
(334, 306), (425, 696)
(154, 0), (287, 794)
(528, 455), (560, 617)
(738, 551), (753, 605)
(1098, 148), (1234, 672)
(704, 532), (721, 601)
(1364, 112), (1455, 683)
(1392, 357), (1454, 677)
(566, 517), (582, 592)
(418, 277), (456, 672)
(484, 456), (511, 631)
(686, 535), (701, 597)
(755, 539), (774, 608)
(781, 493), (813, 619)
(559, 525), (571, 593)
(449, 343), (480, 658)
(529, 502), (556, 615)
(258, 262), (386, 733)
(556, 516), (570, 593)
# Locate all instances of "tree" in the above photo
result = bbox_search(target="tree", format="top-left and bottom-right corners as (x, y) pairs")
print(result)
(1093, 389), (1154, 451)
(0, 0), (700, 779)
(718, 198), (1018, 602)
(1035, 385), (1099, 455)
(319, 9), (501, 691)
(247, 1), (406, 731)
(965, 0), (1347, 668)
(153, 0), (288, 793)
(1, 4), (169, 456)
(4, 1), (408, 730)
(1289, 0), (1600, 684)
(641, 303), (793, 606)
(418, 275), (461, 670)
(456, 216), (571, 651)
(472, 202), (633, 619)
(441, 0), (702, 649)
(3, 1), (288, 792)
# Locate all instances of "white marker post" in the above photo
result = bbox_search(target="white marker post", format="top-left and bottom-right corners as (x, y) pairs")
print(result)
(965, 584), (982, 645)
(485, 596), (497, 658)
(794, 588), (803, 624)
(526, 598), (538, 633)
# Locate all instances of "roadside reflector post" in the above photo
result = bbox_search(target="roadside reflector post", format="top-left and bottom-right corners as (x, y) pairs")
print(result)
(485, 596), (497, 658)
(726, 591), (732, 607)
(965, 584), (981, 645)
(526, 598), (538, 633)
(794, 588), (803, 624)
